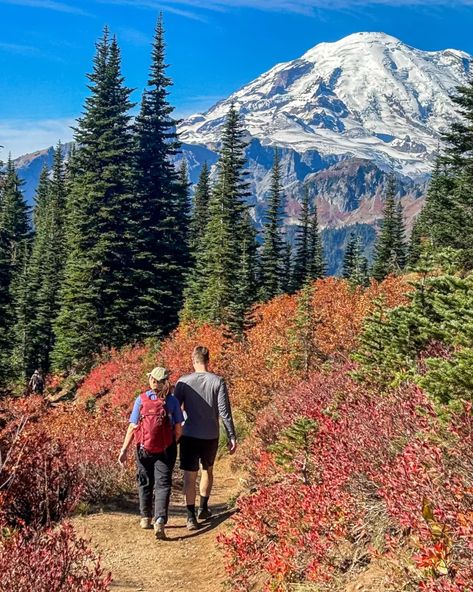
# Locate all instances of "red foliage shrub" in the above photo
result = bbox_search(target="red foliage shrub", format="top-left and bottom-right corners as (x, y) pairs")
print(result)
(0, 522), (112, 592)
(76, 345), (154, 410)
(46, 405), (132, 504)
(220, 370), (473, 591)
(0, 399), (82, 528)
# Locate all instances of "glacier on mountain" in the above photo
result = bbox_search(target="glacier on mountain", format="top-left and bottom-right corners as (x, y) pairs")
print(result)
(179, 32), (471, 179)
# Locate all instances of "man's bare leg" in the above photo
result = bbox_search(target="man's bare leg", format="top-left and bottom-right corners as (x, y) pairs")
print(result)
(184, 470), (198, 506)
(198, 466), (214, 519)
(200, 466), (213, 498)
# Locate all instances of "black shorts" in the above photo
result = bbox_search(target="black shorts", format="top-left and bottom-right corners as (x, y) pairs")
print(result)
(179, 436), (219, 472)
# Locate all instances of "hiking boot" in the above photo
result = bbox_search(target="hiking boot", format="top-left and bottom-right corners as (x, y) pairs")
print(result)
(140, 517), (152, 529)
(197, 507), (212, 520)
(154, 517), (166, 540)
(186, 516), (199, 531)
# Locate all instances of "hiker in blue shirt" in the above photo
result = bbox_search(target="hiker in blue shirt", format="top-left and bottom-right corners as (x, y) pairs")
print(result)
(119, 367), (184, 540)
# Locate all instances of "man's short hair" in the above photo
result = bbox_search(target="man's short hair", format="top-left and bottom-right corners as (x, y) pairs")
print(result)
(193, 346), (210, 364)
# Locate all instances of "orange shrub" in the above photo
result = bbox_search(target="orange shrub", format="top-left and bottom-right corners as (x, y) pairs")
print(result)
(160, 322), (231, 383)
(312, 275), (411, 359)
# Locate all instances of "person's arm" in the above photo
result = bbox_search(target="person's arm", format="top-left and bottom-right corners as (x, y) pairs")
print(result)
(119, 423), (137, 466)
(174, 381), (184, 408)
(119, 396), (141, 466)
(174, 422), (183, 442)
(169, 396), (184, 442)
(217, 379), (237, 454)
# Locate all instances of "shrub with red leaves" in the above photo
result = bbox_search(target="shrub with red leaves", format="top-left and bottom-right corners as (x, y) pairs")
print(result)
(0, 397), (83, 528)
(220, 370), (473, 592)
(0, 522), (111, 592)
(0, 424), (81, 528)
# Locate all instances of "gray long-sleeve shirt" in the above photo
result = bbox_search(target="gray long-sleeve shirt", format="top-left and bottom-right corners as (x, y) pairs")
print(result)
(174, 371), (236, 441)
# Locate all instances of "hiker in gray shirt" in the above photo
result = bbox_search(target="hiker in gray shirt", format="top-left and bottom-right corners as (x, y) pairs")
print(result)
(174, 345), (237, 530)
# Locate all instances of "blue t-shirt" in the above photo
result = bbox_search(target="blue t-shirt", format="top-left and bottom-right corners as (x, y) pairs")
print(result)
(129, 391), (184, 426)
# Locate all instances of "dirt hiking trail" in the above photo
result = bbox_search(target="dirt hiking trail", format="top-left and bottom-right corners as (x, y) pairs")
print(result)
(74, 457), (242, 592)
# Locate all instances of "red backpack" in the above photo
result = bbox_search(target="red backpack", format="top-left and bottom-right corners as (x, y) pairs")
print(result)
(134, 394), (174, 454)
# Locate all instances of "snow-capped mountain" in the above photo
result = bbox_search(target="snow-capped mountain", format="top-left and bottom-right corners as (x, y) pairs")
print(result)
(179, 32), (471, 179)
(12, 32), (472, 273)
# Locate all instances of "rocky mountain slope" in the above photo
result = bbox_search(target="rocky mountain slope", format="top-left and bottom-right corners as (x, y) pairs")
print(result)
(12, 32), (471, 273)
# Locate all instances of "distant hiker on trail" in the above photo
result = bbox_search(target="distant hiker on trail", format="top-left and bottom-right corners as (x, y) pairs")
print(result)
(118, 367), (184, 540)
(174, 346), (237, 531)
(28, 369), (44, 395)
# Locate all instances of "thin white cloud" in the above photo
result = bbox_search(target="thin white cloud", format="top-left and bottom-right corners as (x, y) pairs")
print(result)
(108, 0), (473, 14)
(0, 119), (74, 159)
(0, 42), (40, 55)
(97, 0), (208, 21)
(0, 0), (91, 16)
(117, 26), (151, 46)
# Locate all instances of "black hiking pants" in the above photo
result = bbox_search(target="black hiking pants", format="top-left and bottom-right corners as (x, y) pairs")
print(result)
(135, 441), (177, 522)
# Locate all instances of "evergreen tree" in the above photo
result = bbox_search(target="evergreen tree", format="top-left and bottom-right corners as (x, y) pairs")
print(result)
(394, 200), (407, 269)
(229, 209), (259, 333)
(0, 227), (11, 390)
(192, 103), (251, 328)
(408, 215), (424, 268)
(0, 156), (29, 260)
(259, 148), (285, 301)
(417, 78), (473, 269)
(281, 240), (292, 294)
(355, 273), (473, 405)
(420, 159), (459, 256)
(289, 280), (326, 378)
(371, 176), (406, 281)
(292, 186), (311, 291)
(25, 145), (67, 376)
(132, 15), (187, 338)
(53, 30), (136, 370)
(181, 162), (212, 320)
(0, 157), (30, 386)
(342, 233), (356, 279)
(308, 200), (326, 280)
(10, 239), (31, 384)
(189, 161), (211, 252)
(343, 233), (368, 286)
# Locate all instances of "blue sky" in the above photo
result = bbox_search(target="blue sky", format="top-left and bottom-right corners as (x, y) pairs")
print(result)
(1, 0), (473, 157)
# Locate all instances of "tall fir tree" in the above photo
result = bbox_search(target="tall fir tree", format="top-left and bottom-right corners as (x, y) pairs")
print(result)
(182, 162), (212, 320)
(0, 226), (11, 390)
(53, 30), (136, 370)
(307, 200), (326, 280)
(24, 145), (67, 376)
(281, 240), (292, 294)
(0, 157), (30, 386)
(408, 215), (424, 268)
(10, 165), (50, 382)
(342, 233), (368, 286)
(416, 78), (473, 269)
(420, 159), (460, 259)
(189, 103), (251, 328)
(190, 162), (211, 251)
(393, 200), (407, 269)
(229, 209), (259, 333)
(259, 148), (285, 301)
(371, 176), (407, 281)
(132, 15), (188, 338)
(0, 156), (29, 262)
(292, 186), (311, 292)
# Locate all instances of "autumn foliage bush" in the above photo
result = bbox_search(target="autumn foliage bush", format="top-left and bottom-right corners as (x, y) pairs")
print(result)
(0, 523), (111, 592)
(0, 276), (422, 592)
(220, 369), (473, 591)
